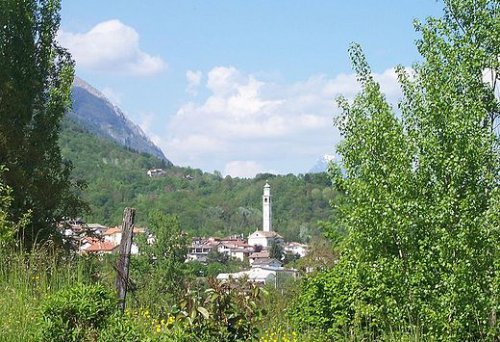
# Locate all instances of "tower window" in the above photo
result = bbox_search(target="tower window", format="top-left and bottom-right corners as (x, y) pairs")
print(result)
(264, 198), (268, 202)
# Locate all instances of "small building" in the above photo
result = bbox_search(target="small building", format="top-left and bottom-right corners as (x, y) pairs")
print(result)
(86, 223), (108, 235)
(247, 231), (283, 249)
(251, 258), (282, 269)
(217, 264), (298, 287)
(147, 169), (166, 177)
(186, 237), (220, 262)
(248, 250), (270, 264)
(102, 226), (143, 255)
(80, 238), (119, 255)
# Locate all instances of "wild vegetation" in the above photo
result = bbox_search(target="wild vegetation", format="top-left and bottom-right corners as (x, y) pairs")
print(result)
(0, 0), (498, 341)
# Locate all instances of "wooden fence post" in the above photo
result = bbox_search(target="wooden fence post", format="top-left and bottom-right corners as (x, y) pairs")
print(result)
(115, 207), (136, 314)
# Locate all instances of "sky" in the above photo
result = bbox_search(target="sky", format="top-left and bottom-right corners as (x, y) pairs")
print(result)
(58, 0), (443, 178)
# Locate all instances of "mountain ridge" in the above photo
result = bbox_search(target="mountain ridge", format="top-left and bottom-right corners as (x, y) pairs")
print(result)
(69, 77), (170, 164)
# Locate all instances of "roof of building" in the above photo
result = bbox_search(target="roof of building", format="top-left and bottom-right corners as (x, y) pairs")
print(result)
(103, 227), (145, 236)
(252, 258), (282, 268)
(217, 268), (276, 283)
(249, 250), (270, 259)
(84, 240), (118, 253)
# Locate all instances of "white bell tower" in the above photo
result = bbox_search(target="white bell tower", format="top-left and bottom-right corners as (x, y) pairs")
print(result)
(262, 182), (272, 232)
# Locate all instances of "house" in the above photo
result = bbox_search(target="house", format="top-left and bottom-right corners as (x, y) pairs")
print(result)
(251, 258), (282, 269)
(186, 237), (220, 262)
(217, 238), (253, 261)
(247, 231), (283, 249)
(80, 237), (119, 255)
(86, 223), (108, 235)
(248, 250), (270, 264)
(147, 169), (166, 177)
(217, 268), (278, 285)
(217, 263), (298, 287)
(102, 226), (144, 255)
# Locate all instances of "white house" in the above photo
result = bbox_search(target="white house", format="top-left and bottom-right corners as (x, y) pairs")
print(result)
(248, 231), (283, 249)
(217, 264), (298, 287)
(102, 227), (143, 255)
(147, 169), (166, 177)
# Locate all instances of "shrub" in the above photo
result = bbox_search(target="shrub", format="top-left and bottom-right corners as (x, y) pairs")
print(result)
(98, 313), (150, 342)
(37, 283), (116, 342)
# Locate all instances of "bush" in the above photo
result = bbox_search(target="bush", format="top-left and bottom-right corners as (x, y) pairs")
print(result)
(37, 283), (116, 342)
(98, 313), (150, 342)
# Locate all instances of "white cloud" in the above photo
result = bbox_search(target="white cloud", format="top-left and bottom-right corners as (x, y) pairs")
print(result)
(186, 70), (202, 95)
(160, 66), (404, 176)
(58, 20), (166, 76)
(223, 161), (265, 178)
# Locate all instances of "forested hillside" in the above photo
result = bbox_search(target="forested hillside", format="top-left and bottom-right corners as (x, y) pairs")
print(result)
(60, 117), (336, 240)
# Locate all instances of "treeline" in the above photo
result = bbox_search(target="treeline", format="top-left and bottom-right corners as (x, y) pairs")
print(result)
(60, 117), (336, 241)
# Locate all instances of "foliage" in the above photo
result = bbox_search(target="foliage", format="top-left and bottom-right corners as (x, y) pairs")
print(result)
(130, 210), (189, 310)
(293, 235), (338, 273)
(0, 0), (86, 249)
(0, 166), (29, 246)
(98, 313), (151, 342)
(170, 278), (268, 341)
(294, 1), (500, 340)
(289, 259), (355, 339)
(269, 240), (283, 260)
(37, 283), (116, 342)
(140, 210), (188, 263)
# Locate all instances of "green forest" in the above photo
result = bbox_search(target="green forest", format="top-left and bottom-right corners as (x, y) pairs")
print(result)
(1, 0), (499, 341)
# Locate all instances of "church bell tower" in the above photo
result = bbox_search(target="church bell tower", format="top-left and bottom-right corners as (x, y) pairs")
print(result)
(262, 182), (272, 232)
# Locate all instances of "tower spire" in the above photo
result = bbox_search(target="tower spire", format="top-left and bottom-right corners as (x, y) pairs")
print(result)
(262, 181), (272, 232)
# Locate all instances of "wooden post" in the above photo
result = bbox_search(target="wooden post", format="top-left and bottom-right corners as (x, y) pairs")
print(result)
(115, 207), (135, 314)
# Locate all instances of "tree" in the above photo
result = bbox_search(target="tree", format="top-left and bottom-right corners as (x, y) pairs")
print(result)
(133, 210), (189, 307)
(142, 209), (188, 263)
(269, 240), (283, 260)
(0, 166), (29, 246)
(0, 0), (85, 249)
(293, 1), (499, 340)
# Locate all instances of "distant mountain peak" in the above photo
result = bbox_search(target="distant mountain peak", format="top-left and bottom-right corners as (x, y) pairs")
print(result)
(69, 77), (171, 164)
(309, 154), (335, 173)
(73, 77), (107, 101)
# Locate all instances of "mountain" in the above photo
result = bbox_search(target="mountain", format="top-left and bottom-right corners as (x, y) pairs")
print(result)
(68, 77), (170, 164)
(309, 154), (335, 173)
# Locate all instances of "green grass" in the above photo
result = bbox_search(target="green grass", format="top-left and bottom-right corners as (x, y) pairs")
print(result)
(0, 248), (96, 341)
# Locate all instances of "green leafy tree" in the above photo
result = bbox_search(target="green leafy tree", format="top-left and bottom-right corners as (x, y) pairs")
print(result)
(269, 240), (283, 260)
(0, 166), (29, 246)
(0, 0), (85, 249)
(134, 210), (189, 307)
(293, 1), (499, 340)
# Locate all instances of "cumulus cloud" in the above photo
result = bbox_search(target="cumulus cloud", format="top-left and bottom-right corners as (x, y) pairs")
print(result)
(224, 161), (264, 178)
(186, 70), (203, 95)
(58, 20), (166, 76)
(161, 66), (404, 176)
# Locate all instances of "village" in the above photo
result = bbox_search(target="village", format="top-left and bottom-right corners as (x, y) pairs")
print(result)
(61, 182), (308, 286)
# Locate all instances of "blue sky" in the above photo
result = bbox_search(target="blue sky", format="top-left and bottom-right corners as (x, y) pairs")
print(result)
(59, 0), (443, 177)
